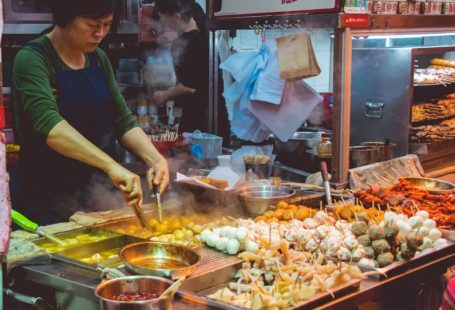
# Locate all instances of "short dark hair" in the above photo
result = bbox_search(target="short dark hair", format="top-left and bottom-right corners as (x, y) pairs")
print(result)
(154, 0), (195, 22)
(49, 0), (123, 30)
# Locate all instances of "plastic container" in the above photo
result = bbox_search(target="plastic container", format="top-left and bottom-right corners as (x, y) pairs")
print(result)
(189, 131), (222, 160)
(136, 98), (148, 116)
(217, 155), (231, 167)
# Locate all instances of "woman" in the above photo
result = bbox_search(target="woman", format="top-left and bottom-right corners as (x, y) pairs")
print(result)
(11, 0), (169, 224)
(152, 0), (209, 133)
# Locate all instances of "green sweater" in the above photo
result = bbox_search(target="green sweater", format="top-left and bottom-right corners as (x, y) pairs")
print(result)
(12, 35), (137, 145)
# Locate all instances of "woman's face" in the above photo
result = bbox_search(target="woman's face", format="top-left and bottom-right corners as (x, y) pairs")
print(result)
(64, 14), (113, 52)
(158, 13), (183, 33)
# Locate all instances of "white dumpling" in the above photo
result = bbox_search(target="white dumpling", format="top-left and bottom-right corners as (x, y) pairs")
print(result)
(200, 229), (211, 243)
(226, 239), (240, 255)
(416, 210), (429, 220)
(225, 227), (237, 240)
(408, 216), (423, 229)
(236, 227), (248, 241)
(423, 219), (437, 230)
(428, 228), (442, 242)
(245, 240), (259, 253)
(206, 234), (220, 247)
(216, 237), (229, 251)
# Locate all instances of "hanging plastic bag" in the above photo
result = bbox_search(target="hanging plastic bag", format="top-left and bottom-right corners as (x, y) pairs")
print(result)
(276, 32), (321, 81)
(220, 45), (273, 142)
(250, 51), (284, 105)
(249, 80), (323, 142)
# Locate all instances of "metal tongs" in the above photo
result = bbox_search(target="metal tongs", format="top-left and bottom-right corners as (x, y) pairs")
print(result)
(131, 202), (152, 233)
(152, 186), (163, 223)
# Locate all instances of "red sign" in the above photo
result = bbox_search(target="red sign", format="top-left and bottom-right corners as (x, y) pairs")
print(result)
(0, 106), (4, 130)
(340, 14), (369, 28)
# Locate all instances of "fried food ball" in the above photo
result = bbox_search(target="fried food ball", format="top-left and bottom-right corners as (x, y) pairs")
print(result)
(395, 233), (406, 245)
(356, 212), (369, 224)
(364, 246), (375, 259)
(368, 224), (386, 240)
(337, 206), (354, 220)
(255, 216), (266, 222)
(400, 242), (414, 260)
(358, 234), (372, 247)
(406, 232), (423, 250)
(377, 252), (394, 267)
(296, 209), (309, 221)
(352, 221), (368, 236)
(274, 209), (285, 219)
(384, 222), (399, 239)
(263, 211), (275, 219)
(372, 239), (391, 255)
(277, 201), (288, 209)
(283, 209), (294, 221)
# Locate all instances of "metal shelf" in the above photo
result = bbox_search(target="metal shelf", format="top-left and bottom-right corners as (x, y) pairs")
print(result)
(209, 13), (455, 31)
(209, 13), (339, 30)
(367, 14), (455, 29)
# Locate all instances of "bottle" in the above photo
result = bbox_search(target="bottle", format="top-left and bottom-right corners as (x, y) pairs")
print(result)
(317, 133), (332, 158)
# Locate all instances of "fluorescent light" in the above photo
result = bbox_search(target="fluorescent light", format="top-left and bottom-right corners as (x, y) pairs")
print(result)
(356, 33), (455, 39)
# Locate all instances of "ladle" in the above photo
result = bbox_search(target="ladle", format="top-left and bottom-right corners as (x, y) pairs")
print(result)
(159, 276), (186, 298)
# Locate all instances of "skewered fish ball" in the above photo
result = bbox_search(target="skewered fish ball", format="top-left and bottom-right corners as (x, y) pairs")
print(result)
(377, 252), (394, 267)
(372, 239), (391, 255)
(357, 212), (369, 224)
(365, 246), (375, 259)
(352, 221), (368, 236)
(406, 232), (423, 250)
(384, 222), (399, 239)
(395, 233), (406, 245)
(400, 242), (414, 259)
(368, 224), (386, 240)
(358, 234), (372, 247)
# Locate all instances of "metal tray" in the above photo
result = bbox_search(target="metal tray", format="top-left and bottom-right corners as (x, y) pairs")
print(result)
(441, 229), (455, 242)
(54, 234), (145, 267)
(180, 261), (361, 310)
(354, 241), (455, 279)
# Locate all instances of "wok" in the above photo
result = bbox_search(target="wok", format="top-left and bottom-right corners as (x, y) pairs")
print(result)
(119, 242), (200, 280)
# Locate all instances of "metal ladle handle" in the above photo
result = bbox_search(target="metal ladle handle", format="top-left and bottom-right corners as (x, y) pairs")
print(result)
(159, 276), (186, 298)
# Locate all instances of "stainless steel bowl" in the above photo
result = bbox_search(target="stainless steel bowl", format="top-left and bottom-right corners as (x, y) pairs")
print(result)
(119, 242), (200, 280)
(95, 275), (173, 310)
(275, 132), (324, 156)
(237, 186), (296, 215)
(399, 177), (455, 194)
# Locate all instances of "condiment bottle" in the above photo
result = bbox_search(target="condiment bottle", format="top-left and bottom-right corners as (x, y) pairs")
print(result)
(136, 98), (148, 116)
(317, 133), (332, 158)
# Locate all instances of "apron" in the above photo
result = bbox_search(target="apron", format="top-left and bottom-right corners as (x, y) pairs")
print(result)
(12, 42), (119, 224)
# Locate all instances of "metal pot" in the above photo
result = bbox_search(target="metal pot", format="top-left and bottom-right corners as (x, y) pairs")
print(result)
(360, 142), (396, 162)
(95, 275), (174, 310)
(349, 146), (378, 168)
(119, 242), (200, 280)
(237, 185), (296, 215)
(275, 132), (324, 156)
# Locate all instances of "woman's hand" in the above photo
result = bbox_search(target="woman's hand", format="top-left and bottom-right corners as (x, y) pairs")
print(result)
(152, 90), (168, 106)
(146, 156), (170, 194)
(107, 163), (143, 207)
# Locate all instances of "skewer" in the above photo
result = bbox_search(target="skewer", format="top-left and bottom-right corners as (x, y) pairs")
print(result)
(390, 168), (402, 179)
